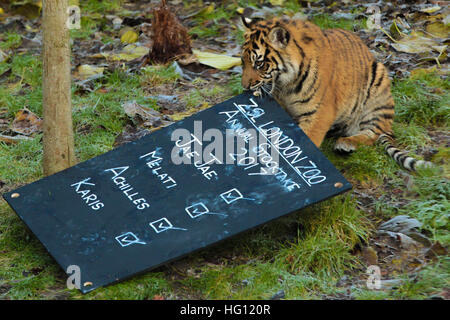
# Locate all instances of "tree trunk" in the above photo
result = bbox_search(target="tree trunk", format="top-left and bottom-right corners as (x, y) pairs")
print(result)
(42, 0), (76, 176)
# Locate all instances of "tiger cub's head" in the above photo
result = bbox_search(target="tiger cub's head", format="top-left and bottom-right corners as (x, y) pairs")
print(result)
(240, 16), (312, 96)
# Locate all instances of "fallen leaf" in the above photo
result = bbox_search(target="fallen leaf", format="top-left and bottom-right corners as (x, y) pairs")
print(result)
(425, 241), (448, 260)
(11, 108), (42, 136)
(0, 133), (32, 144)
(269, 0), (285, 6)
(193, 50), (241, 70)
(123, 100), (160, 119)
(425, 21), (450, 38)
(444, 13), (450, 26)
(120, 30), (138, 44)
(378, 215), (422, 234)
(391, 31), (442, 54)
(147, 94), (178, 104)
(395, 232), (421, 249)
(270, 289), (285, 300)
(122, 101), (173, 129)
(114, 125), (151, 147)
(102, 44), (149, 61)
(183, 4), (215, 19)
(406, 232), (432, 247)
(420, 6), (442, 14)
(74, 64), (104, 81)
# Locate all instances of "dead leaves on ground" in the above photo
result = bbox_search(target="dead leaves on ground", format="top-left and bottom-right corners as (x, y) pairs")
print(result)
(114, 100), (174, 146)
(11, 107), (42, 135)
(359, 1), (448, 76)
(0, 107), (42, 144)
(122, 100), (173, 129)
(249, 0), (449, 77)
(345, 214), (448, 295)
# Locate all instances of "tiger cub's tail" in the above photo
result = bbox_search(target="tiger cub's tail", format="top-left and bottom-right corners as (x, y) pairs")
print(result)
(377, 134), (433, 171)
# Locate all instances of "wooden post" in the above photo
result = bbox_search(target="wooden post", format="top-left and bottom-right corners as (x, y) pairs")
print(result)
(42, 0), (76, 175)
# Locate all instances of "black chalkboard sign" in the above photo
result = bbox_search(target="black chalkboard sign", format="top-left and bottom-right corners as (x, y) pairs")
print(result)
(3, 93), (351, 293)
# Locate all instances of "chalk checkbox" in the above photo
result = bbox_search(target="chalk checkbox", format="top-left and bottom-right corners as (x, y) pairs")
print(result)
(220, 188), (244, 204)
(185, 202), (209, 218)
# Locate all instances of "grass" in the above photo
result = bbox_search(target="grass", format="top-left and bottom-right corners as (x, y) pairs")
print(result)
(392, 72), (450, 127)
(0, 32), (22, 51)
(276, 196), (371, 275)
(398, 168), (449, 243)
(140, 64), (180, 87)
(352, 257), (450, 300)
(0, 0), (448, 300)
(311, 14), (367, 31)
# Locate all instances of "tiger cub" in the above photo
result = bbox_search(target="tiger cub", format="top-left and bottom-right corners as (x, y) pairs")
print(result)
(240, 16), (431, 171)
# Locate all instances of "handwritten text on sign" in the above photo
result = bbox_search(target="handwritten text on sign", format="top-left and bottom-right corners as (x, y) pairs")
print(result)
(5, 93), (351, 293)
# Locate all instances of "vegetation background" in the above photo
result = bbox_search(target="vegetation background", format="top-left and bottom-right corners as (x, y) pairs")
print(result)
(0, 0), (448, 299)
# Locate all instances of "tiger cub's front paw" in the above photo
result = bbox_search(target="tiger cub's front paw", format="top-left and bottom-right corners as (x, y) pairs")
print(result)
(334, 137), (357, 153)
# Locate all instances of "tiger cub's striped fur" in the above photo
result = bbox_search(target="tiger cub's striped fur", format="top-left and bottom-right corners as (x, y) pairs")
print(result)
(240, 16), (431, 171)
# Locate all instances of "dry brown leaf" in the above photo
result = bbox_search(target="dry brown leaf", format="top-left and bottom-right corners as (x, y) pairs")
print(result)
(122, 101), (173, 129)
(0, 134), (33, 144)
(123, 101), (160, 119)
(11, 108), (42, 136)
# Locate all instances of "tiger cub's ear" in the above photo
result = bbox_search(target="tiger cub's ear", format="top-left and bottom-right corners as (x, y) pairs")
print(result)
(269, 27), (290, 48)
(242, 16), (253, 28)
(241, 16), (263, 29)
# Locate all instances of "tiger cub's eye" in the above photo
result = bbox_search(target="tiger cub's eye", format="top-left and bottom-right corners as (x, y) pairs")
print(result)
(255, 60), (265, 69)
